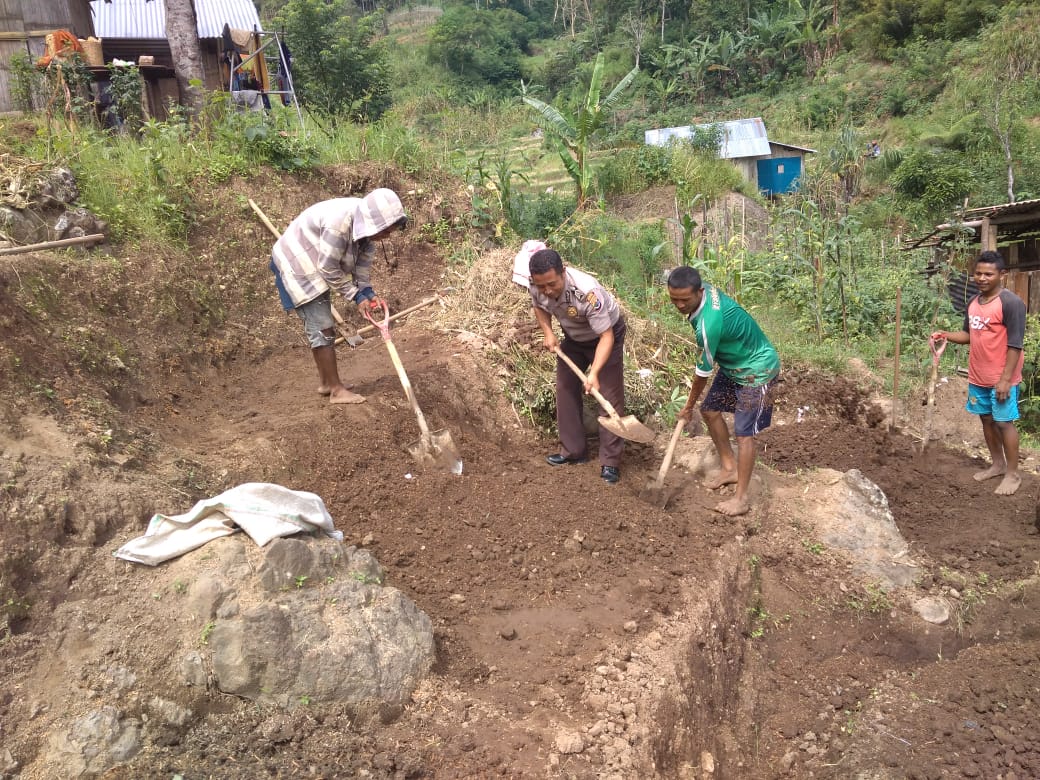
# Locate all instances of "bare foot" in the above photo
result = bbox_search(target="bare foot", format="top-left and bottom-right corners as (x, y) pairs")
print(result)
(973, 464), (1006, 482)
(318, 383), (354, 395)
(995, 472), (1022, 496)
(329, 389), (366, 404)
(704, 469), (738, 490)
(714, 496), (750, 516)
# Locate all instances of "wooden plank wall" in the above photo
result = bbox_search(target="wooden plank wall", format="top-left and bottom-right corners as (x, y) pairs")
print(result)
(22, 0), (93, 37)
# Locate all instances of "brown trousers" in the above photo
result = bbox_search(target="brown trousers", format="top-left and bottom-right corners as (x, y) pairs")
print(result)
(556, 318), (626, 467)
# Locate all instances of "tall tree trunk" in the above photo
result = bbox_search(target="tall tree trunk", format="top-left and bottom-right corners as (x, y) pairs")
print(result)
(164, 0), (205, 118)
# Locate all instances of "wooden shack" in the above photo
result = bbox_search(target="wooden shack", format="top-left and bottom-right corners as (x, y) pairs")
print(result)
(88, 0), (265, 118)
(0, 0), (94, 112)
(644, 117), (816, 196)
(904, 198), (1040, 312)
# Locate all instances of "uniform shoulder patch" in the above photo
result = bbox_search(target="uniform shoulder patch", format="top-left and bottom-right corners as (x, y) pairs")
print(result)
(586, 291), (603, 312)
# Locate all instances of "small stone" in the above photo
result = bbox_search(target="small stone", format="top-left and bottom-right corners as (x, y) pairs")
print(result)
(701, 751), (715, 774)
(500, 627), (517, 641)
(623, 620), (638, 634)
(556, 729), (584, 754)
(913, 596), (951, 625)
(780, 751), (797, 772)
(449, 593), (466, 603)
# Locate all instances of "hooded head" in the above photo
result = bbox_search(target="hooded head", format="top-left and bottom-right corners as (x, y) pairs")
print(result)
(352, 188), (407, 242)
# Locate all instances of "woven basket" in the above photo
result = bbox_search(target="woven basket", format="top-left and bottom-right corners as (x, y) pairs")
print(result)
(81, 37), (103, 67)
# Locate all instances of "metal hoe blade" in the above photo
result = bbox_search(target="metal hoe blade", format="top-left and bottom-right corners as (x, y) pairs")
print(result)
(640, 417), (686, 508)
(596, 414), (656, 444)
(553, 347), (656, 444)
(408, 429), (463, 475)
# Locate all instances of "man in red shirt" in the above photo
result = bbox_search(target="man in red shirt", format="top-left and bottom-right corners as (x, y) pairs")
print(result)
(933, 251), (1026, 496)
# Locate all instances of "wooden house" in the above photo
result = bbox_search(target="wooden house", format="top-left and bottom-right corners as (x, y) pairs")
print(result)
(0, 0), (94, 112)
(905, 198), (1040, 312)
(644, 117), (816, 196)
(89, 0), (264, 118)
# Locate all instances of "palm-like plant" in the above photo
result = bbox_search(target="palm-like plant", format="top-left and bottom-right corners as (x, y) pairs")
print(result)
(522, 53), (638, 210)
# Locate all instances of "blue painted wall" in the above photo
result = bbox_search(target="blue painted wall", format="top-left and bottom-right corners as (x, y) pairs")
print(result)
(757, 156), (802, 196)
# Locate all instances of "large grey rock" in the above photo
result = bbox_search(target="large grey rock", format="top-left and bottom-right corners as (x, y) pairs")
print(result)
(46, 707), (141, 778)
(913, 596), (951, 625)
(0, 206), (44, 244)
(207, 539), (432, 706)
(808, 469), (921, 588)
(37, 167), (79, 206)
(54, 207), (106, 239)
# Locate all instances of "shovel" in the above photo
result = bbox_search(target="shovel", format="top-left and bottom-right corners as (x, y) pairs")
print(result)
(363, 300), (463, 474)
(333, 296), (440, 347)
(641, 417), (686, 508)
(554, 347), (656, 444)
(920, 334), (946, 453)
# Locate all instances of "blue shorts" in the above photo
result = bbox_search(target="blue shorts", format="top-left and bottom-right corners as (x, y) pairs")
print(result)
(966, 383), (1019, 422)
(702, 372), (777, 437)
(295, 291), (337, 348)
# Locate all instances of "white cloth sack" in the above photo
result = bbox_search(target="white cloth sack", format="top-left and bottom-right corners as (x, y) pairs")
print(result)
(512, 239), (547, 287)
(114, 482), (344, 566)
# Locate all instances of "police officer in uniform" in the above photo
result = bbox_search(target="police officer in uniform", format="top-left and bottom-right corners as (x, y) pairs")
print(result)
(529, 248), (626, 484)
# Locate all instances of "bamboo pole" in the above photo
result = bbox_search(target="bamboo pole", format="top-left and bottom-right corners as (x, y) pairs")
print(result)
(891, 287), (902, 433)
(0, 233), (105, 256)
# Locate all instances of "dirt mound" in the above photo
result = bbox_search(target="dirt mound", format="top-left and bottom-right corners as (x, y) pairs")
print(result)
(1, 165), (1039, 779)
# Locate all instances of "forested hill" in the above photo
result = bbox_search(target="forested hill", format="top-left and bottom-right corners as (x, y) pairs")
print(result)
(257, 0), (1040, 227)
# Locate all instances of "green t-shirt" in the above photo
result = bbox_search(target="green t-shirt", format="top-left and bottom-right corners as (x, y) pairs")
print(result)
(689, 285), (780, 386)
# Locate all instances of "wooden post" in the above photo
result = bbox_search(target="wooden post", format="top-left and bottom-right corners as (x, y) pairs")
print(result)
(981, 217), (997, 251)
(891, 287), (902, 433)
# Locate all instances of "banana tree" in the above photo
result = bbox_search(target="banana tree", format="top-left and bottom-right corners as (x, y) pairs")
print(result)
(523, 53), (638, 210)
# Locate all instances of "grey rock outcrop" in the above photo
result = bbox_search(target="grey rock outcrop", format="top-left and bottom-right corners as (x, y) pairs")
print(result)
(46, 707), (141, 778)
(810, 469), (921, 588)
(203, 537), (433, 707)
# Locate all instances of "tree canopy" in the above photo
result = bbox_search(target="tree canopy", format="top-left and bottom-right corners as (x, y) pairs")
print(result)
(275, 0), (392, 123)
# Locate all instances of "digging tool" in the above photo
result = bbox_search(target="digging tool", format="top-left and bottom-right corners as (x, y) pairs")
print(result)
(641, 417), (686, 508)
(553, 348), (656, 444)
(920, 334), (947, 453)
(333, 295), (440, 347)
(363, 300), (463, 474)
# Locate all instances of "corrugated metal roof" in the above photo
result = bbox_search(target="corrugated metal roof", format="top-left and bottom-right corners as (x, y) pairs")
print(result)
(904, 198), (1040, 249)
(90, 0), (261, 40)
(769, 141), (817, 155)
(962, 197), (1040, 220)
(644, 117), (772, 159)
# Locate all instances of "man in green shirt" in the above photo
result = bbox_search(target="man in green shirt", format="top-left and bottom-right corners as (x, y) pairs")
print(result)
(667, 266), (781, 516)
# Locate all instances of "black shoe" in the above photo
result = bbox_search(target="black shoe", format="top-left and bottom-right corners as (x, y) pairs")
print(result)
(546, 454), (588, 466)
(601, 466), (620, 484)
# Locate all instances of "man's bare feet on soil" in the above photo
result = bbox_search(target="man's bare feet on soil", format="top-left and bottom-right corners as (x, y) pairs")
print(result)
(995, 472), (1022, 496)
(973, 464), (1006, 482)
(714, 496), (750, 516)
(318, 383), (354, 395)
(329, 390), (366, 404)
(704, 469), (738, 490)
